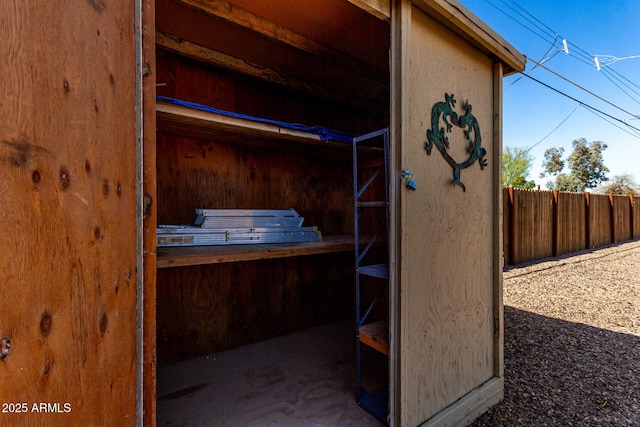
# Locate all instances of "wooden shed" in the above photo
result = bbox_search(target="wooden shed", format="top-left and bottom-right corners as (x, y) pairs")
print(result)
(0, 0), (524, 425)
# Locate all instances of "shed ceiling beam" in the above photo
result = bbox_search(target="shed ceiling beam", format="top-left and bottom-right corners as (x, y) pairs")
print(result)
(347, 0), (390, 20)
(156, 32), (381, 109)
(175, 0), (388, 81)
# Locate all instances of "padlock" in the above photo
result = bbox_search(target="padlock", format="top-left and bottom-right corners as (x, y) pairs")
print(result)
(402, 169), (417, 191)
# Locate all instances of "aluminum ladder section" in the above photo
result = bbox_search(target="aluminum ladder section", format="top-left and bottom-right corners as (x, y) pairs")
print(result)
(353, 128), (390, 424)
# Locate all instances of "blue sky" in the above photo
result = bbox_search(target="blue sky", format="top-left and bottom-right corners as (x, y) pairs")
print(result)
(458, 0), (640, 189)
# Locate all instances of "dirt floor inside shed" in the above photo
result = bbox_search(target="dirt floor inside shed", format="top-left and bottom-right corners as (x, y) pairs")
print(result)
(157, 320), (384, 426)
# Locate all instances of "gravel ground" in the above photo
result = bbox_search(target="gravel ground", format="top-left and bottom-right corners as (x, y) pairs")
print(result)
(471, 239), (640, 427)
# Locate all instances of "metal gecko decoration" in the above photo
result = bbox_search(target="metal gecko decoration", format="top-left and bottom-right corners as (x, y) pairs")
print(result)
(425, 93), (487, 192)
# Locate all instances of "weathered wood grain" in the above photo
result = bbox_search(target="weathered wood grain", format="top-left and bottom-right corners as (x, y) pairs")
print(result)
(142, 0), (157, 424)
(348, 0), (391, 20)
(634, 196), (640, 239)
(154, 48), (386, 136)
(155, 0), (389, 110)
(0, 1), (137, 424)
(157, 235), (356, 268)
(397, 7), (499, 424)
(173, 0), (388, 81)
(611, 194), (632, 242)
(556, 191), (587, 256)
(511, 190), (555, 264)
(156, 254), (354, 365)
(360, 320), (390, 355)
(589, 193), (613, 248)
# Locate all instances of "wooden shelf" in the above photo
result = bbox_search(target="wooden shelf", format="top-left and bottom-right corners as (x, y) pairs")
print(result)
(157, 101), (351, 149)
(156, 101), (384, 154)
(359, 320), (389, 355)
(157, 234), (356, 268)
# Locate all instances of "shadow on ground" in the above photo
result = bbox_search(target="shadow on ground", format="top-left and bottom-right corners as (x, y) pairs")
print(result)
(471, 306), (640, 426)
(503, 238), (640, 274)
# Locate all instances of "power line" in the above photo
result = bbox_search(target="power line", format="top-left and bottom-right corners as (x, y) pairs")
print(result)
(491, 0), (640, 108)
(518, 73), (640, 137)
(527, 58), (640, 119)
(473, 0), (640, 142)
(496, 0), (557, 41)
(557, 52), (640, 108)
(599, 70), (640, 105)
(593, 54), (640, 69)
(504, 41), (561, 91)
(602, 67), (640, 99)
(505, 0), (557, 36)
(566, 41), (596, 63)
(606, 67), (640, 93)
(580, 105), (640, 140)
(541, 31), (640, 108)
(480, 0), (557, 45)
(524, 105), (580, 153)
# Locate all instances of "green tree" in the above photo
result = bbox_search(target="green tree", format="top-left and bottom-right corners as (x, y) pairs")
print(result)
(549, 173), (583, 192)
(540, 147), (564, 177)
(596, 173), (639, 195)
(502, 146), (536, 189)
(540, 138), (609, 192)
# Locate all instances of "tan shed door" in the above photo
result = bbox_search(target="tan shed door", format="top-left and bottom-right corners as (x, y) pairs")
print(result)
(0, 2), (139, 425)
(392, 2), (503, 425)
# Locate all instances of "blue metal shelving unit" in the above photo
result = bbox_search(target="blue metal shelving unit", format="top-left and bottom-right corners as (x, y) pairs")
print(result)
(352, 128), (390, 424)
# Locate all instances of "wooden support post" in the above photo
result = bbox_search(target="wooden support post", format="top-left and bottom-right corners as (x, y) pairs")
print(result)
(635, 196), (640, 239)
(585, 192), (591, 249)
(630, 194), (635, 241)
(552, 190), (559, 257)
(609, 193), (616, 243)
(141, 0), (157, 424)
(507, 187), (515, 265)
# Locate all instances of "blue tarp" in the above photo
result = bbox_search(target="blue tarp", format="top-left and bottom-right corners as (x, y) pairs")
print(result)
(157, 96), (354, 143)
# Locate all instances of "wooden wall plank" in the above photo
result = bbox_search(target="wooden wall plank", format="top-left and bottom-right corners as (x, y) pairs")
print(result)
(389, 1), (412, 422)
(0, 1), (137, 424)
(634, 196), (640, 239)
(155, 132), (355, 234)
(556, 191), (587, 255)
(502, 188), (512, 266)
(611, 194), (632, 242)
(412, 0), (525, 75)
(511, 190), (554, 264)
(493, 63), (504, 379)
(155, 50), (385, 136)
(156, 254), (354, 365)
(589, 194), (613, 248)
(398, 7), (498, 423)
(156, 32), (372, 108)
(142, 0), (157, 424)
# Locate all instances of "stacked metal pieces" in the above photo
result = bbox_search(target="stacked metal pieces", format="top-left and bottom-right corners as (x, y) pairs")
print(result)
(157, 209), (322, 247)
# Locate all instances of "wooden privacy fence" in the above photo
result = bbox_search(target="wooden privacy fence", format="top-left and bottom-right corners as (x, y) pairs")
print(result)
(503, 188), (640, 265)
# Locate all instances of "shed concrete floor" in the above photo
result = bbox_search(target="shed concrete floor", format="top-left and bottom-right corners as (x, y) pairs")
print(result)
(157, 320), (384, 426)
